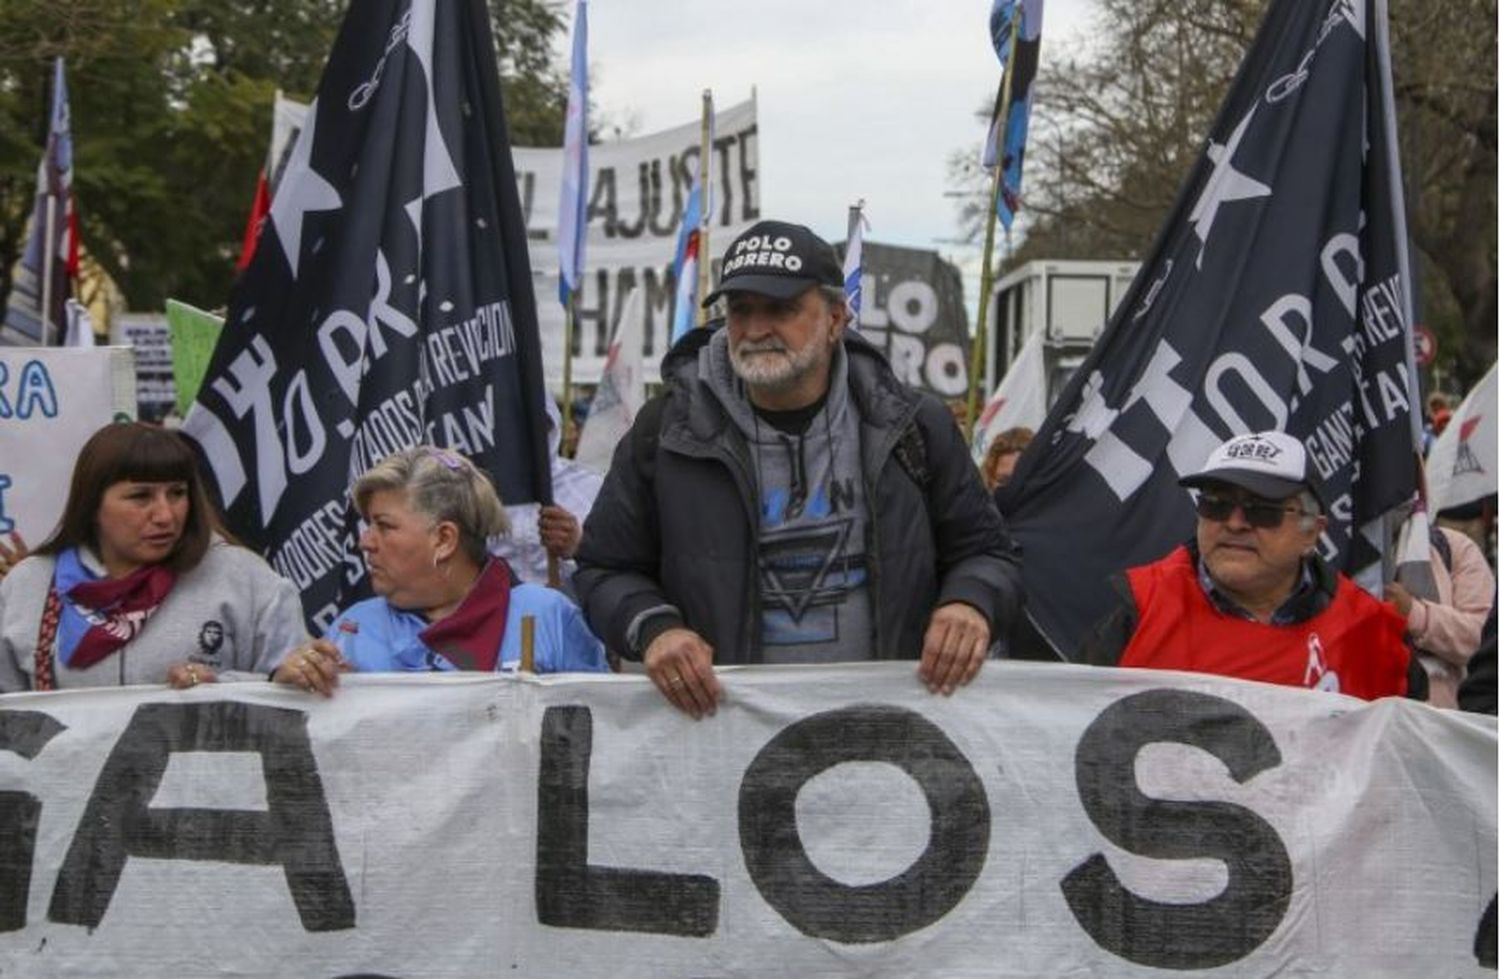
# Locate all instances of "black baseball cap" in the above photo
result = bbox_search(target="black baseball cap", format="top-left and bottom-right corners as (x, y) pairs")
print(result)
(701, 220), (843, 307)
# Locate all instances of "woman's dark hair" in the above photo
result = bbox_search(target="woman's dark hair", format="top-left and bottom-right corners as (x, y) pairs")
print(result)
(34, 422), (216, 573)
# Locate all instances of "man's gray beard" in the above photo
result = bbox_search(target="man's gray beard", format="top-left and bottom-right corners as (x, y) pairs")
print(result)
(729, 329), (827, 392)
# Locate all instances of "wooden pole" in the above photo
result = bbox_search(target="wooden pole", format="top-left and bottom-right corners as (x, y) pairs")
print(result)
(553, 290), (575, 590)
(965, 20), (1023, 442)
(520, 615), (536, 673)
(561, 290), (577, 453)
(40, 194), (58, 343)
(695, 89), (713, 328)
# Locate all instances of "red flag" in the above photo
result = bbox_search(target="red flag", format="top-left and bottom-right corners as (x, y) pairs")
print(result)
(235, 168), (271, 272)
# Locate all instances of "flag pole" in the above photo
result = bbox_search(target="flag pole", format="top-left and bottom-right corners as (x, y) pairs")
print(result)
(1373, 0), (1428, 590)
(561, 292), (576, 456)
(695, 89), (713, 328)
(40, 193), (58, 343)
(965, 18), (1022, 441)
(551, 292), (574, 588)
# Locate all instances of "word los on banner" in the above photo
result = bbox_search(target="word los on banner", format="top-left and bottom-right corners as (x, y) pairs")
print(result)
(3, 692), (1493, 971)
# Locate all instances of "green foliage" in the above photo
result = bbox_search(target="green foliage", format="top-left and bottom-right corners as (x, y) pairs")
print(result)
(0, 0), (569, 317)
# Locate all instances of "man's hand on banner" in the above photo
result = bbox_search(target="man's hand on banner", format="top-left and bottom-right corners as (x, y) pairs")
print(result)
(272, 639), (349, 697)
(167, 662), (218, 689)
(538, 505), (582, 559)
(0, 531), (28, 581)
(644, 627), (722, 719)
(919, 603), (991, 696)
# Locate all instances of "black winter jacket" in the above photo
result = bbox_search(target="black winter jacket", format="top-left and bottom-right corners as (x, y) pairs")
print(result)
(574, 326), (1024, 664)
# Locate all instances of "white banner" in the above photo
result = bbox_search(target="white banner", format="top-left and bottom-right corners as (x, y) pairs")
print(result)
(1429, 361), (1497, 514)
(0, 346), (135, 542)
(514, 99), (760, 391)
(112, 314), (176, 416)
(0, 664), (1493, 976)
(973, 327), (1046, 463)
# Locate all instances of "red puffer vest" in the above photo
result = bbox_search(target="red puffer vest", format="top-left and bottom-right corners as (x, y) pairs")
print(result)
(1120, 546), (1409, 700)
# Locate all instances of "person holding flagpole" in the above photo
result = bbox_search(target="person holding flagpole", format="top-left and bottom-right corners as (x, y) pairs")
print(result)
(273, 447), (606, 695)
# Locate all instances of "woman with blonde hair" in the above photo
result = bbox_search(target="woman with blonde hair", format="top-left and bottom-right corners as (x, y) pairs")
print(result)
(275, 447), (605, 693)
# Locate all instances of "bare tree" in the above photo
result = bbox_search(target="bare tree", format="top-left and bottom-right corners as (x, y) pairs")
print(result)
(952, 0), (1496, 386)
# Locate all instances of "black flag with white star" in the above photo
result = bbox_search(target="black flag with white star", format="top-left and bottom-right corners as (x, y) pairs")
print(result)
(999, 0), (1420, 658)
(185, 0), (551, 630)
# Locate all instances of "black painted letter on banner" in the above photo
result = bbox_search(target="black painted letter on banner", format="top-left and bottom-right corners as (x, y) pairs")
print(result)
(0, 710), (67, 932)
(1061, 689), (1292, 970)
(738, 705), (990, 943)
(536, 705), (720, 936)
(48, 701), (354, 931)
(1478, 894), (1497, 969)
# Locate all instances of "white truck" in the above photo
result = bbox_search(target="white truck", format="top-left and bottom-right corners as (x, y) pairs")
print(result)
(984, 259), (1140, 408)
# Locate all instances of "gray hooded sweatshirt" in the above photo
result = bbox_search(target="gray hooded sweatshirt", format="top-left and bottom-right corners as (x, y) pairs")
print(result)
(700, 331), (874, 663)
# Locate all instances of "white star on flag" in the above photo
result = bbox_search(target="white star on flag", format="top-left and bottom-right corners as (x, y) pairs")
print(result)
(269, 97), (342, 279)
(1188, 107), (1271, 268)
(401, 0), (462, 233)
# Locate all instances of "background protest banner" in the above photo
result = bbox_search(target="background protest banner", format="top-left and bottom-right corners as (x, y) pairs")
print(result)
(0, 665), (1492, 976)
(1002, 0), (1421, 656)
(1427, 360), (1497, 514)
(184, 0), (552, 632)
(0, 346), (134, 541)
(512, 99), (760, 390)
(111, 314), (176, 420)
(844, 240), (972, 400)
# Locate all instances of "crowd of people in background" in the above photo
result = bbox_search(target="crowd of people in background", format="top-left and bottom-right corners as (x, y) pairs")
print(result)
(0, 219), (1493, 721)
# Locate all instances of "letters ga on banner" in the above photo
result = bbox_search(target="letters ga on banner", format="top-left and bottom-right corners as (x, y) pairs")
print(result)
(0, 346), (135, 542)
(0, 664), (1493, 975)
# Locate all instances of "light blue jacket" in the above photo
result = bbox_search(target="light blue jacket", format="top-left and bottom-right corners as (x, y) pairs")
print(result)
(325, 583), (607, 674)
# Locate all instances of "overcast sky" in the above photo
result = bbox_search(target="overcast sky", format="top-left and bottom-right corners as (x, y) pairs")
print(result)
(581, 0), (1099, 303)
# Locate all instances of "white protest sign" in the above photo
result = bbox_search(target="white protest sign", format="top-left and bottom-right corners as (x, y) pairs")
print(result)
(1428, 360), (1497, 513)
(0, 346), (136, 542)
(514, 99), (760, 391)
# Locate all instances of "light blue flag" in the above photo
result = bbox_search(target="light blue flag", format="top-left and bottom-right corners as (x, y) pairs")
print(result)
(842, 201), (868, 328)
(557, 0), (589, 307)
(669, 181), (702, 343)
(983, 0), (1044, 231)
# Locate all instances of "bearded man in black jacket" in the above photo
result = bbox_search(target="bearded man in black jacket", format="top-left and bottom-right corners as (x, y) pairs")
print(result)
(575, 220), (1024, 717)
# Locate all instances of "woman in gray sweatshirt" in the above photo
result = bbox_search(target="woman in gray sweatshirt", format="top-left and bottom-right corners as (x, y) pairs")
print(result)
(0, 423), (308, 691)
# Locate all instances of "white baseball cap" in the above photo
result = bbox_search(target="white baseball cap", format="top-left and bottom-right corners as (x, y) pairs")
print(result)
(1179, 430), (1325, 505)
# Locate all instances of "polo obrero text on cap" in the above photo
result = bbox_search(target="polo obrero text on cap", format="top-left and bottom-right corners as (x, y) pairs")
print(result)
(702, 219), (843, 306)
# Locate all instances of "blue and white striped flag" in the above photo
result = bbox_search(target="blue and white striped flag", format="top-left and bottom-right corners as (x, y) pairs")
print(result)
(557, 0), (589, 307)
(842, 201), (869, 328)
(669, 180), (703, 343)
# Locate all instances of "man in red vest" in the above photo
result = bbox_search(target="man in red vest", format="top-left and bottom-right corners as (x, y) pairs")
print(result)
(1081, 430), (1425, 701)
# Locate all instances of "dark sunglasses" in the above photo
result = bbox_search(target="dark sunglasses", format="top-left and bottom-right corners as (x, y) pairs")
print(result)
(1195, 492), (1303, 529)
